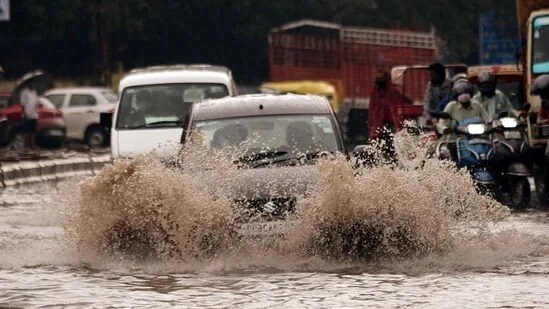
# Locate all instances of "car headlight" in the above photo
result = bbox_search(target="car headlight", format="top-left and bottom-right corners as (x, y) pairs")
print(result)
(500, 117), (518, 128)
(467, 123), (486, 135)
(436, 143), (452, 159)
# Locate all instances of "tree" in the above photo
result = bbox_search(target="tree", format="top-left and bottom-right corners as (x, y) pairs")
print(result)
(0, 0), (517, 83)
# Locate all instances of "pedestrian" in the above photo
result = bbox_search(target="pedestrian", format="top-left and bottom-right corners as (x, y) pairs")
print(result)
(20, 82), (39, 152)
(368, 70), (411, 140)
(424, 63), (452, 122)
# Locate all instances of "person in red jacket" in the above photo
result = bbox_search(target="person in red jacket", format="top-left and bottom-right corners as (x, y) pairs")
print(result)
(368, 70), (412, 140)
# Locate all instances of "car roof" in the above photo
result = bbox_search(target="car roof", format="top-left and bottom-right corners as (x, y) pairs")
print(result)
(45, 87), (115, 94)
(191, 94), (333, 121)
(119, 64), (233, 91)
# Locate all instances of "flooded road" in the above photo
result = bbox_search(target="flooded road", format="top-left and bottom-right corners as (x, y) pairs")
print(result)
(1, 177), (549, 308)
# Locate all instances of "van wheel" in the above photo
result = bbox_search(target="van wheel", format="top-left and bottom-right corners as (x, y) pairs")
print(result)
(85, 126), (108, 148)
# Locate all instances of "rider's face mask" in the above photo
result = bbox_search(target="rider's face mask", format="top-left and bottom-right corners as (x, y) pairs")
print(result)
(458, 93), (471, 106)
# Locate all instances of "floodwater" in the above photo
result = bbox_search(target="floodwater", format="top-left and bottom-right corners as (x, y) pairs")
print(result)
(2, 157), (549, 308)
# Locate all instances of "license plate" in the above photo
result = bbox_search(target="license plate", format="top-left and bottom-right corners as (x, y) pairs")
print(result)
(48, 130), (64, 137)
(503, 131), (521, 139)
(239, 221), (291, 236)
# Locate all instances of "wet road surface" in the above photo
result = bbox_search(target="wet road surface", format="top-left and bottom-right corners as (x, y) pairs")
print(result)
(1, 180), (549, 308)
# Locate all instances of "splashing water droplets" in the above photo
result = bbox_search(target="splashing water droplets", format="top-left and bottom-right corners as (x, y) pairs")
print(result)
(65, 131), (509, 264)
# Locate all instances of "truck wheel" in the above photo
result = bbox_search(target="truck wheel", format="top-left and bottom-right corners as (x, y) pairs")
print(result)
(85, 126), (108, 148)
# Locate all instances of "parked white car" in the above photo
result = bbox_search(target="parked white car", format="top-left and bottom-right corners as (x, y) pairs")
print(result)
(45, 87), (117, 147)
(110, 64), (237, 159)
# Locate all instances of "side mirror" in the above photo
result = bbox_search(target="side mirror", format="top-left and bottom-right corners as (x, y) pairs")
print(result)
(100, 112), (113, 129)
(352, 145), (368, 157)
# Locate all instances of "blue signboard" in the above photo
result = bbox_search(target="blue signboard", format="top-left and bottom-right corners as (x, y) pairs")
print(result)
(479, 11), (520, 64)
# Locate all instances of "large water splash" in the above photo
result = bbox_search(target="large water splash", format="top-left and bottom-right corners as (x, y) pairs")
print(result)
(65, 150), (239, 261)
(286, 156), (508, 261)
(65, 130), (510, 264)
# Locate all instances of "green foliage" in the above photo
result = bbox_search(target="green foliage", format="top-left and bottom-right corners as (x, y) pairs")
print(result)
(0, 0), (516, 82)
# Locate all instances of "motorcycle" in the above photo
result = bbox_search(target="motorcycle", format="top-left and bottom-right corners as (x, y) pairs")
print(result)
(435, 114), (531, 209)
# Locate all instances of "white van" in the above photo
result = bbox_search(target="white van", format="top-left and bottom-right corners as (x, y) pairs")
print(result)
(111, 65), (237, 159)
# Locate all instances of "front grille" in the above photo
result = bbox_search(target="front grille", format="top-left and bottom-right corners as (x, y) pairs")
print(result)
(234, 197), (296, 222)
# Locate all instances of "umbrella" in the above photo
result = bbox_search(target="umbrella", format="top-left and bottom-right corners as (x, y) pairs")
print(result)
(10, 70), (53, 105)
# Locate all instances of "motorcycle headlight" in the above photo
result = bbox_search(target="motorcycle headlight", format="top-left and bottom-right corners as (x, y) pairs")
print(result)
(500, 117), (518, 128)
(467, 123), (486, 135)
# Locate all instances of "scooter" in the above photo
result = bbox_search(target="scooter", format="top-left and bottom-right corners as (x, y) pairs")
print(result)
(435, 114), (532, 209)
(489, 115), (531, 209)
(435, 116), (496, 191)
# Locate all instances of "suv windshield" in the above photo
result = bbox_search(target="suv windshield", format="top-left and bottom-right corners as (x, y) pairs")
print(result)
(192, 114), (340, 160)
(116, 83), (229, 129)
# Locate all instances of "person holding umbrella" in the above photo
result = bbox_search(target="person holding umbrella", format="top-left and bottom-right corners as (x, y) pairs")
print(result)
(20, 81), (39, 152)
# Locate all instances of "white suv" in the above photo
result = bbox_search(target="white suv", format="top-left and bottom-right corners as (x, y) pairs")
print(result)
(111, 64), (237, 159)
(45, 87), (118, 147)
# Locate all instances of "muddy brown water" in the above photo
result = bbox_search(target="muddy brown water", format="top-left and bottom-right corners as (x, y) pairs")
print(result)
(1, 160), (549, 308)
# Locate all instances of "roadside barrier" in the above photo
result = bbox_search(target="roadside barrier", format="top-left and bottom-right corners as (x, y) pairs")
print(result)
(0, 155), (112, 187)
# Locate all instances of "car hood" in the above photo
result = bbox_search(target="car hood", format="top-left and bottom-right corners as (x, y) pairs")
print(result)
(231, 164), (319, 200)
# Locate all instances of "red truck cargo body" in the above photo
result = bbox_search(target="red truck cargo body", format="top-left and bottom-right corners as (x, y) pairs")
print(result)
(268, 20), (439, 110)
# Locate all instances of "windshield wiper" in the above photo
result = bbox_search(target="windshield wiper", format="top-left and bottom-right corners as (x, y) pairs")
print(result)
(250, 150), (325, 168)
(237, 150), (288, 164)
(130, 120), (184, 129)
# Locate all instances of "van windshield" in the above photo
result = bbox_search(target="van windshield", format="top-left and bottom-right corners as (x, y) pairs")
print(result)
(116, 83), (229, 129)
(533, 16), (549, 74)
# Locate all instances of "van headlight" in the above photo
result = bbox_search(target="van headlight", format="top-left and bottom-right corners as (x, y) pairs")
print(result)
(466, 123), (486, 135)
(500, 117), (518, 128)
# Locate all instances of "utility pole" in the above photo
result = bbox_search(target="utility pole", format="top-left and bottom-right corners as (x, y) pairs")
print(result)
(93, 0), (111, 86)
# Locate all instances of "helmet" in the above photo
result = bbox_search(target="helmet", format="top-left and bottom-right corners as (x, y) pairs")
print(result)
(478, 71), (497, 97)
(451, 73), (468, 85)
(531, 75), (549, 98)
(452, 80), (473, 96)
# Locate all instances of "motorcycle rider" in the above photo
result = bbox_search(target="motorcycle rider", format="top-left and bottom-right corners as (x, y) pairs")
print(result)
(473, 71), (515, 120)
(533, 75), (549, 124)
(423, 63), (452, 123)
(437, 80), (490, 136)
(436, 73), (469, 113)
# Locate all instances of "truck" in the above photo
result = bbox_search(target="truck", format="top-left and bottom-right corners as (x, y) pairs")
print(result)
(516, 0), (549, 205)
(268, 19), (439, 141)
(517, 0), (549, 143)
(268, 19), (439, 112)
